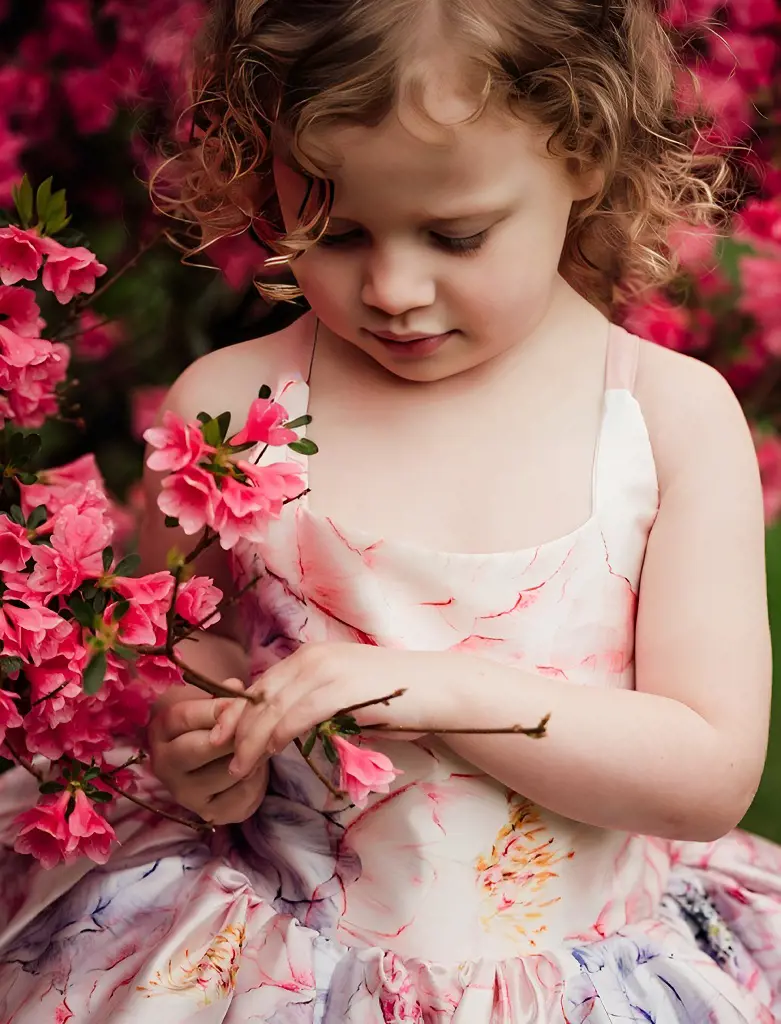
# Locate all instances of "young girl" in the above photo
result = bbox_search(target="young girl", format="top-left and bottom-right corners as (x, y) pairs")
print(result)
(0, 0), (780, 1020)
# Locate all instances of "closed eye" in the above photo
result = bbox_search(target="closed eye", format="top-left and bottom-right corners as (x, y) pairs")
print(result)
(317, 228), (489, 255)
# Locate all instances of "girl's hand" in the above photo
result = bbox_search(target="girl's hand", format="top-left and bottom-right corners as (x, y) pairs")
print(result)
(148, 696), (269, 825)
(211, 643), (472, 780)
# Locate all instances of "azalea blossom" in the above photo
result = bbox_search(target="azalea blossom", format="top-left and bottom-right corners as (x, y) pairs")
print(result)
(0, 688), (23, 744)
(12, 788), (117, 869)
(0, 225), (47, 285)
(0, 285), (45, 337)
(39, 237), (107, 304)
(331, 734), (403, 808)
(0, 517), (34, 572)
(144, 409), (211, 472)
(230, 397), (299, 448)
(28, 504), (113, 596)
(157, 463), (221, 535)
(175, 575), (222, 627)
(212, 461), (305, 549)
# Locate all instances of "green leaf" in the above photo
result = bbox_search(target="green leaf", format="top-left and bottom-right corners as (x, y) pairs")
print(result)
(331, 714), (361, 736)
(113, 643), (138, 661)
(114, 553), (140, 577)
(38, 780), (65, 795)
(43, 189), (68, 236)
(83, 651), (107, 695)
(88, 788), (113, 803)
(301, 728), (318, 758)
(201, 417), (222, 448)
(17, 472), (38, 485)
(321, 733), (338, 764)
(35, 177), (53, 223)
(46, 212), (72, 237)
(284, 414), (312, 430)
(215, 411), (231, 443)
(164, 516), (180, 528)
(82, 584), (97, 599)
(82, 766), (100, 781)
(12, 175), (34, 227)
(113, 599), (130, 621)
(4, 599), (29, 609)
(9, 505), (24, 526)
(288, 438), (319, 456)
(68, 597), (95, 629)
(0, 656), (24, 675)
(93, 591), (107, 615)
(102, 546), (114, 572)
(258, 385), (272, 400)
(26, 504), (47, 530)
(196, 412), (211, 425)
(20, 433), (41, 459)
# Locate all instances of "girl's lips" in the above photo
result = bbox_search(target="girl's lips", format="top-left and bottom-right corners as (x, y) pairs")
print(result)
(368, 330), (454, 358)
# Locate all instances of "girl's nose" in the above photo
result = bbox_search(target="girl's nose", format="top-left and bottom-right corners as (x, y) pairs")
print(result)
(360, 244), (436, 315)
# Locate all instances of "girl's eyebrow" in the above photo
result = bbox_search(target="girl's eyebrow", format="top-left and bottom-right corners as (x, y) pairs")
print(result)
(327, 208), (512, 230)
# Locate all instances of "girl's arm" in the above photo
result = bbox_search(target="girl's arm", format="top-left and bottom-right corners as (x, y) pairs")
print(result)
(443, 357), (772, 842)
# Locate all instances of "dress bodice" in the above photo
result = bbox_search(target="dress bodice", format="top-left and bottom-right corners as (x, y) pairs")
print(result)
(229, 316), (665, 963)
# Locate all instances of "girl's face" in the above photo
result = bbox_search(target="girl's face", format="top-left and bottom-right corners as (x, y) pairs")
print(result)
(273, 95), (600, 383)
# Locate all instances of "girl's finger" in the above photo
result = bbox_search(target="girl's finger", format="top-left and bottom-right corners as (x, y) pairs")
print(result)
(209, 699), (246, 746)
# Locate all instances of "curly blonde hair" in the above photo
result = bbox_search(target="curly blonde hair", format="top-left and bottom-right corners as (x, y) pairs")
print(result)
(152, 0), (735, 311)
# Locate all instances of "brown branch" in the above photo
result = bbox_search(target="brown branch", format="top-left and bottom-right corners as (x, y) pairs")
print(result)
(176, 657), (262, 703)
(335, 689), (407, 717)
(30, 681), (69, 708)
(100, 777), (214, 832)
(2, 738), (44, 782)
(293, 738), (344, 798)
(363, 714), (551, 739)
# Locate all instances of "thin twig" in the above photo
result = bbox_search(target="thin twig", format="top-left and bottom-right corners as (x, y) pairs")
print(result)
(293, 738), (344, 798)
(2, 739), (44, 782)
(362, 714), (551, 739)
(336, 689), (407, 717)
(104, 752), (146, 775)
(100, 777), (214, 832)
(176, 658), (261, 703)
(30, 681), (69, 708)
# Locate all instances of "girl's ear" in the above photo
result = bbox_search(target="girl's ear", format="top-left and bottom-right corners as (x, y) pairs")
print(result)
(566, 157), (606, 202)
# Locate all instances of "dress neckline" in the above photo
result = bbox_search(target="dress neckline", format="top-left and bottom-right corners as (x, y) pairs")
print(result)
(281, 316), (642, 560)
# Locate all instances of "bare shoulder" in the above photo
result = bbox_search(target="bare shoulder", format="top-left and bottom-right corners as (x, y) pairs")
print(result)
(163, 312), (311, 426)
(633, 335), (760, 497)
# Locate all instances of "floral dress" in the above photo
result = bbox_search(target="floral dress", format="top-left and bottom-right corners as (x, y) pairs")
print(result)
(0, 318), (780, 1022)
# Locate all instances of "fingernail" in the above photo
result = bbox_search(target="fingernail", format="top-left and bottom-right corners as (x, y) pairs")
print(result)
(228, 759), (243, 778)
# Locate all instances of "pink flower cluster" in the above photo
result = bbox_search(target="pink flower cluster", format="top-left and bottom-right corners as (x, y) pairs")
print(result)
(0, 225), (108, 428)
(144, 396), (306, 550)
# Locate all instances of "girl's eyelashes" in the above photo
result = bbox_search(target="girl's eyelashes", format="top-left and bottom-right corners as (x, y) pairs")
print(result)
(317, 228), (489, 256)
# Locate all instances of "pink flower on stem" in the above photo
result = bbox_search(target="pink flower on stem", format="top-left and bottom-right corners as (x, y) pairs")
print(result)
(331, 734), (402, 808)
(74, 309), (124, 361)
(39, 237), (107, 305)
(736, 199), (781, 250)
(19, 453), (108, 520)
(230, 396), (298, 448)
(175, 575), (223, 627)
(212, 460), (304, 550)
(0, 226), (47, 285)
(28, 504), (113, 596)
(144, 410), (211, 472)
(0, 286), (45, 338)
(0, 517), (33, 572)
(157, 464), (221, 535)
(12, 788), (117, 869)
(0, 688), (23, 744)
(0, 600), (71, 666)
(12, 790), (73, 869)
(112, 571), (175, 646)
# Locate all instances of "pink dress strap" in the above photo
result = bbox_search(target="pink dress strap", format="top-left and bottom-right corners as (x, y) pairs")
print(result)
(605, 324), (640, 394)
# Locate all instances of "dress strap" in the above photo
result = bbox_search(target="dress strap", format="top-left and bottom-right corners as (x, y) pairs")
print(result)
(605, 324), (640, 394)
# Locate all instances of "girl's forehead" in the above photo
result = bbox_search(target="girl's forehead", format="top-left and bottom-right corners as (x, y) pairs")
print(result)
(298, 105), (552, 195)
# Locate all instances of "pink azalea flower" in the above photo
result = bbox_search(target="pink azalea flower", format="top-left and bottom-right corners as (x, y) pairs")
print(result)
(230, 397), (298, 448)
(66, 789), (116, 864)
(0, 226), (47, 286)
(731, 0), (779, 30)
(206, 231), (263, 291)
(19, 453), (108, 519)
(134, 653), (185, 691)
(708, 32), (780, 94)
(0, 517), (33, 572)
(740, 256), (781, 330)
(0, 688), (23, 744)
(175, 575), (222, 627)
(0, 286), (45, 337)
(28, 504), (113, 596)
(144, 409), (210, 472)
(331, 734), (402, 808)
(664, 0), (721, 28)
(113, 571), (175, 646)
(212, 461), (304, 550)
(74, 309), (123, 361)
(755, 432), (781, 525)
(12, 790), (73, 869)
(12, 788), (117, 868)
(0, 600), (70, 666)
(130, 385), (166, 441)
(622, 295), (695, 352)
(62, 66), (119, 135)
(38, 237), (107, 305)
(157, 464), (221, 535)
(736, 199), (781, 249)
